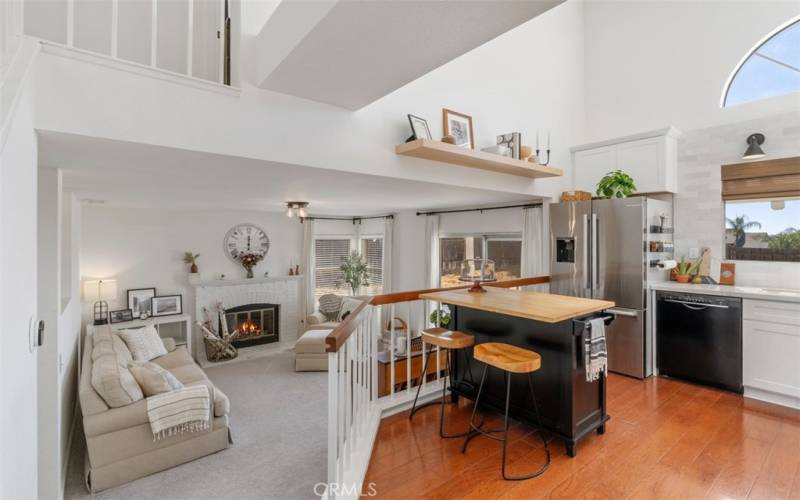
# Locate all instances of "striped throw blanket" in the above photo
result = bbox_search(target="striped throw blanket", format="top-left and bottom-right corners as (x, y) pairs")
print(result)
(146, 385), (211, 441)
(585, 317), (608, 382)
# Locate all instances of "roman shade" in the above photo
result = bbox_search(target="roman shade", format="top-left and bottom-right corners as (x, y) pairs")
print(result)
(721, 156), (800, 200)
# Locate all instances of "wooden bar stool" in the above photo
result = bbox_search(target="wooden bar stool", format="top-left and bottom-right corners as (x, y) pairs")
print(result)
(461, 342), (550, 480)
(409, 327), (478, 438)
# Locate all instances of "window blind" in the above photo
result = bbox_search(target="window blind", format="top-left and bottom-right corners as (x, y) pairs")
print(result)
(314, 239), (351, 298)
(362, 238), (383, 295)
(721, 157), (800, 201)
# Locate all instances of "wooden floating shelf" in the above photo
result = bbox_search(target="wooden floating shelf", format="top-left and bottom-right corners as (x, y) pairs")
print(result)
(395, 138), (563, 179)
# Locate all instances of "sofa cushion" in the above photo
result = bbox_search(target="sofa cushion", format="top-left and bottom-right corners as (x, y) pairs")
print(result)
(152, 347), (195, 371)
(295, 329), (330, 354)
(318, 294), (344, 321)
(91, 354), (144, 408)
(169, 364), (208, 385)
(338, 297), (363, 322)
(129, 361), (184, 396)
(92, 334), (133, 367)
(117, 325), (168, 362)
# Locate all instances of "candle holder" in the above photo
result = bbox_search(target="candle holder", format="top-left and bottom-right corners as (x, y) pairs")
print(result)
(535, 148), (551, 166)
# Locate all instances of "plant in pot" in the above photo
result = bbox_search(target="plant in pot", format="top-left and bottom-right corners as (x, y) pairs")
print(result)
(596, 170), (637, 199)
(183, 252), (200, 273)
(430, 305), (452, 329)
(340, 251), (370, 295)
(674, 256), (701, 284)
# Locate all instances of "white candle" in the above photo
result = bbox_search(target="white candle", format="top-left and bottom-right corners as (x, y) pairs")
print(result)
(547, 129), (551, 149)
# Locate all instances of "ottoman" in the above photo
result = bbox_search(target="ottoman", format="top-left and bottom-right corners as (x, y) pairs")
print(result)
(295, 329), (330, 371)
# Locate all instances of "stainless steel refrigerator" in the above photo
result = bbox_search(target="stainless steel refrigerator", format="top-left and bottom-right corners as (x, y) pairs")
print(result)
(550, 197), (651, 378)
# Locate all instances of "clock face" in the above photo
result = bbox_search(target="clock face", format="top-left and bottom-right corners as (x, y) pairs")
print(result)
(224, 224), (270, 261)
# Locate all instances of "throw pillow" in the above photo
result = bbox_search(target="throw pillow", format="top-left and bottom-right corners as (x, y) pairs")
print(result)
(92, 334), (133, 366)
(117, 325), (168, 362)
(338, 297), (362, 322)
(318, 294), (344, 321)
(128, 361), (183, 397)
(91, 354), (144, 407)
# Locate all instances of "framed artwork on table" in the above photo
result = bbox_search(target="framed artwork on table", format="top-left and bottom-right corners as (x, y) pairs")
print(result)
(127, 288), (156, 317)
(152, 295), (183, 317)
(442, 108), (475, 149)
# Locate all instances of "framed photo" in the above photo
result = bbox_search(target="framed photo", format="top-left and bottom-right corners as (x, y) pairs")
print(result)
(407, 114), (432, 140)
(442, 108), (475, 149)
(109, 309), (134, 324)
(127, 288), (156, 317)
(152, 295), (183, 317)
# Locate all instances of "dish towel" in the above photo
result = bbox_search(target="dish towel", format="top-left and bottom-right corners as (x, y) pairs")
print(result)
(146, 384), (211, 441)
(585, 318), (608, 382)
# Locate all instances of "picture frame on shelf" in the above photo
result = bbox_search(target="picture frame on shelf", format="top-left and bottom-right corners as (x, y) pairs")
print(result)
(127, 288), (156, 317)
(152, 295), (183, 317)
(109, 309), (134, 324)
(442, 108), (475, 149)
(406, 114), (432, 141)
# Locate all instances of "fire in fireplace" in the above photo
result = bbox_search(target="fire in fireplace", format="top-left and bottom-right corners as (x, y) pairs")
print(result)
(222, 303), (280, 348)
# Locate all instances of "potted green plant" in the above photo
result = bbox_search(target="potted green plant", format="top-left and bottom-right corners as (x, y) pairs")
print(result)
(340, 251), (370, 295)
(430, 306), (452, 328)
(183, 252), (200, 273)
(674, 256), (701, 284)
(596, 170), (637, 199)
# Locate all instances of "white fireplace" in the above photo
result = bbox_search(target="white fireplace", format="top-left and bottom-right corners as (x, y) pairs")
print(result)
(192, 275), (303, 365)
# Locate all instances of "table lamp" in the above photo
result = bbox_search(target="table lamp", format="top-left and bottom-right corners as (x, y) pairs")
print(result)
(459, 259), (496, 293)
(83, 279), (117, 325)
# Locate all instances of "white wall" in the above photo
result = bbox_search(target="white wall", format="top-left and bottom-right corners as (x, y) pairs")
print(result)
(674, 111), (800, 288)
(35, 0), (585, 201)
(584, 0), (800, 142)
(0, 48), (40, 499)
(80, 207), (304, 326)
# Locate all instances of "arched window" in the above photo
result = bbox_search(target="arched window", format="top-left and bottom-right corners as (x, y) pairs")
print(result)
(722, 17), (800, 107)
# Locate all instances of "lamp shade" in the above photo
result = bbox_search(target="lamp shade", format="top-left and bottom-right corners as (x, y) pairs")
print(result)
(742, 133), (765, 160)
(82, 279), (117, 302)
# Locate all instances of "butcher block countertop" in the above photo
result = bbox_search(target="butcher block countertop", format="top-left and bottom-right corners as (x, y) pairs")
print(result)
(420, 287), (615, 324)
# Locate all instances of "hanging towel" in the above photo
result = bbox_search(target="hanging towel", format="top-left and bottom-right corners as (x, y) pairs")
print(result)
(585, 318), (608, 382)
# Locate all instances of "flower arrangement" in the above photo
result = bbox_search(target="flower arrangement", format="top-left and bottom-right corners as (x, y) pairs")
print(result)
(238, 252), (264, 279)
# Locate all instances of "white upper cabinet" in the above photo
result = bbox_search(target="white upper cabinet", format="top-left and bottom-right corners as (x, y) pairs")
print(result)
(571, 127), (680, 195)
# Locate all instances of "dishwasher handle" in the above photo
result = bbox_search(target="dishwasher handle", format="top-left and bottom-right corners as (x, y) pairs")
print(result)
(663, 298), (730, 310)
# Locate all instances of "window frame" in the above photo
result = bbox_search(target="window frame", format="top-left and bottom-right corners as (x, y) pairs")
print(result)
(723, 197), (800, 262)
(438, 232), (522, 287)
(359, 233), (385, 295)
(721, 15), (800, 108)
(313, 235), (354, 299)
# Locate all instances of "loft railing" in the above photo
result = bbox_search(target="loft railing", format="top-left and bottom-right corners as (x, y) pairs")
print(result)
(323, 276), (549, 499)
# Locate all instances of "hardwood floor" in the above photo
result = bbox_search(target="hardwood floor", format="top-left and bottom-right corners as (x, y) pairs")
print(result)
(364, 374), (800, 499)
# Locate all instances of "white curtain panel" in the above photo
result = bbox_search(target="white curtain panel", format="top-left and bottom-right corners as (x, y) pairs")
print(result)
(383, 217), (394, 293)
(423, 215), (440, 288)
(521, 206), (547, 292)
(301, 219), (316, 318)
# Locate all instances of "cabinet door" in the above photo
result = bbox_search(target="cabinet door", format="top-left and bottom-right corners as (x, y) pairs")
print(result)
(616, 138), (663, 194)
(743, 319), (800, 398)
(573, 145), (616, 193)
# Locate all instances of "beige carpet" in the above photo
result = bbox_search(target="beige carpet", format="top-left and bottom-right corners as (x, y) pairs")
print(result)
(65, 350), (327, 500)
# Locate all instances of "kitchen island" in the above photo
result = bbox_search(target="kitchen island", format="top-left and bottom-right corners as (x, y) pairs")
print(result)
(420, 287), (615, 457)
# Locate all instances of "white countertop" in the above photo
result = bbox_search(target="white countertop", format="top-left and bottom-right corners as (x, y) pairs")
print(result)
(649, 281), (800, 303)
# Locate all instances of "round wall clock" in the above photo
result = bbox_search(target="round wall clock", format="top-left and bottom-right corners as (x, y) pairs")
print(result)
(224, 224), (270, 262)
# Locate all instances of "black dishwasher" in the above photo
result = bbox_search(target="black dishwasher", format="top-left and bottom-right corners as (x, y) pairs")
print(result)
(656, 292), (742, 393)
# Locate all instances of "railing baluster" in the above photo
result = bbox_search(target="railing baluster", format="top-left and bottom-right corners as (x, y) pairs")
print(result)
(150, 0), (158, 66)
(372, 306), (379, 401)
(186, 0), (193, 76)
(337, 347), (344, 486)
(435, 301), (441, 381)
(110, 0), (119, 57)
(389, 304), (395, 396)
(406, 305), (411, 394)
(327, 350), (337, 496)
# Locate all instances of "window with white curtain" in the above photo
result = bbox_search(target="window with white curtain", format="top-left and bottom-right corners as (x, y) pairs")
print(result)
(314, 238), (351, 298)
(361, 236), (384, 295)
(439, 233), (522, 287)
(313, 235), (385, 297)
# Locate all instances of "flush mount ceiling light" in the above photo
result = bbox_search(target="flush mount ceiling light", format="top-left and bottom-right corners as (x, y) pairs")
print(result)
(742, 133), (766, 160)
(285, 201), (309, 218)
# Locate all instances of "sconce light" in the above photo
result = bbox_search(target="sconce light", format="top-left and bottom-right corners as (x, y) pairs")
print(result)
(285, 201), (309, 218)
(742, 133), (766, 160)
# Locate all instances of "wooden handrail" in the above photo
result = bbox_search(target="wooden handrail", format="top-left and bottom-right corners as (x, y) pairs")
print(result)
(324, 276), (550, 352)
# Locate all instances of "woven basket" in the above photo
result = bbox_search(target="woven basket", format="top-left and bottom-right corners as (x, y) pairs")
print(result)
(560, 190), (593, 202)
(204, 336), (238, 362)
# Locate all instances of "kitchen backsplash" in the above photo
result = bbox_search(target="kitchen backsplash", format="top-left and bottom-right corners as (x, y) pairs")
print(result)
(674, 111), (800, 290)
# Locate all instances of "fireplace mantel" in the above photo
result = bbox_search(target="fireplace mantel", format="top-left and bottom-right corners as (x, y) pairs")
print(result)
(191, 275), (303, 288)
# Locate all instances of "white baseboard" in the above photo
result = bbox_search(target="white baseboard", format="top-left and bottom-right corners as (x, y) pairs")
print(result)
(744, 386), (800, 410)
